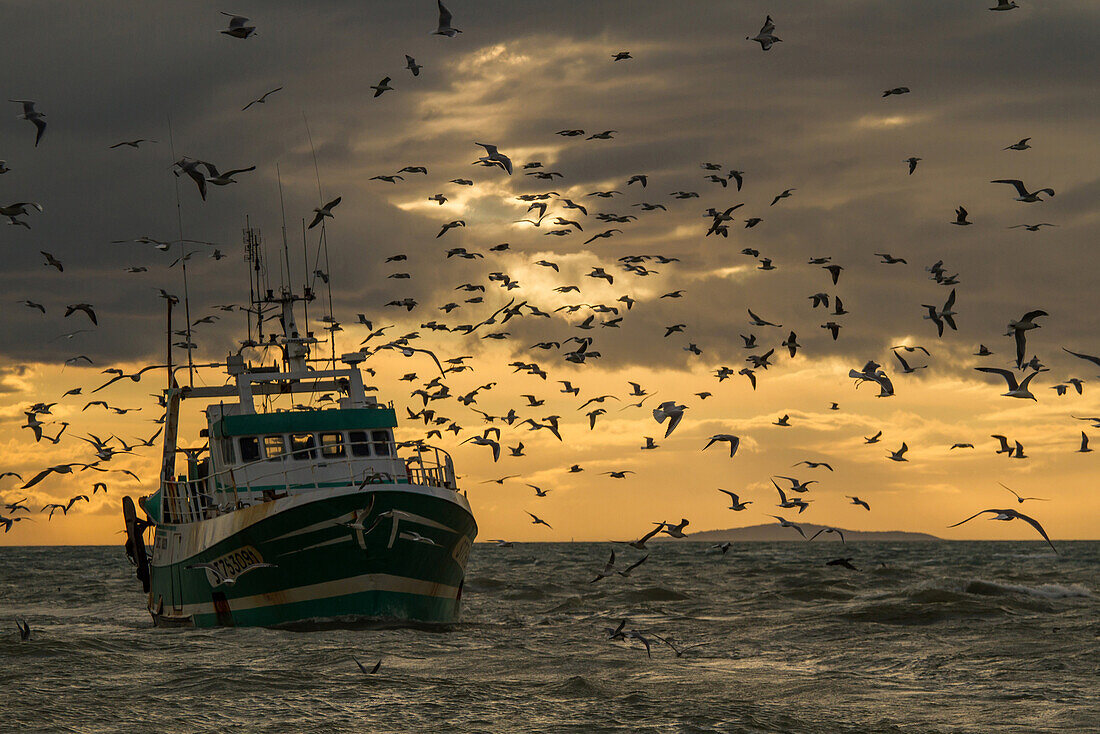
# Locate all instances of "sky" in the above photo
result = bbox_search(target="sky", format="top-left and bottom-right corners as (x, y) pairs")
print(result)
(1, 0), (1098, 544)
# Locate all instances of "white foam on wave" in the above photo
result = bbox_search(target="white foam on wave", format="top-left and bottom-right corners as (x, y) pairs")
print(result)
(967, 579), (1093, 599)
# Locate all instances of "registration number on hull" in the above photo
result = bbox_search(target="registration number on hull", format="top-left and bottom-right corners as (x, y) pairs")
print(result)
(202, 545), (265, 581)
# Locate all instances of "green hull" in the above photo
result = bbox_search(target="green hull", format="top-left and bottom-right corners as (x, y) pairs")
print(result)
(147, 486), (477, 628)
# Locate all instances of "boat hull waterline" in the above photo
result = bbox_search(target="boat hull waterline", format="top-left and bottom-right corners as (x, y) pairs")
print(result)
(146, 484), (477, 628)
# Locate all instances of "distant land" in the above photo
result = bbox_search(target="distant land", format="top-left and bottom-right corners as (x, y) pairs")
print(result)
(670, 523), (942, 542)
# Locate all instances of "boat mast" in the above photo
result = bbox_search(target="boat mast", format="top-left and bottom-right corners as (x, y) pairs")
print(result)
(166, 114), (195, 387)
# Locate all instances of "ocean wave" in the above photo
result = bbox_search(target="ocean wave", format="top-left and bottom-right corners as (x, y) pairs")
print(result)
(548, 675), (610, 698)
(618, 587), (690, 602)
(463, 576), (507, 592)
(964, 580), (1093, 599)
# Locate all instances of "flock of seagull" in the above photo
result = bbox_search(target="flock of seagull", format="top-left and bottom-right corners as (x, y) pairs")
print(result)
(1, 1), (1091, 655)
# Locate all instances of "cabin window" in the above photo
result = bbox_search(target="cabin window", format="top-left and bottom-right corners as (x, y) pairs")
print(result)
(222, 438), (236, 464)
(348, 431), (371, 457)
(263, 435), (286, 460)
(320, 432), (345, 458)
(290, 433), (317, 460)
(239, 436), (260, 462)
(372, 430), (392, 456)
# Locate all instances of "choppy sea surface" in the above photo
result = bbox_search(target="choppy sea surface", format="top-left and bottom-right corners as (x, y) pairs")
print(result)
(1, 542), (1097, 733)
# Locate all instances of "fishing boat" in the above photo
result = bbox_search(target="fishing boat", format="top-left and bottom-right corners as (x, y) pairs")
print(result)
(122, 226), (477, 628)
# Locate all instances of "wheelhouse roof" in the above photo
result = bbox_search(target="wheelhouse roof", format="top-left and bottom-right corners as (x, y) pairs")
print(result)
(212, 407), (397, 438)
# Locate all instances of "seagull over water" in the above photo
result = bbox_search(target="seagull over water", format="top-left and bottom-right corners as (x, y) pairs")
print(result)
(718, 489), (751, 510)
(526, 511), (552, 529)
(767, 515), (806, 538)
(220, 13), (256, 39)
(948, 508), (1056, 553)
(998, 482), (1048, 504)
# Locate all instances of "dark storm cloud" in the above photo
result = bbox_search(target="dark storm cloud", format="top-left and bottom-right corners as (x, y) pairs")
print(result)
(0, 0), (1096, 387)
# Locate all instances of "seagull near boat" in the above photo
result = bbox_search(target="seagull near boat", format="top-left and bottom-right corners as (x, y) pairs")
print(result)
(186, 560), (277, 586)
(308, 196), (341, 229)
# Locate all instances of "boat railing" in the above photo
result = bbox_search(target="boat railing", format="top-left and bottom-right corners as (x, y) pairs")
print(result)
(160, 442), (458, 524)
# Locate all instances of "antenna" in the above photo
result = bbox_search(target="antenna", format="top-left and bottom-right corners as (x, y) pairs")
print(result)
(276, 164), (294, 292)
(242, 217), (264, 344)
(303, 113), (339, 367)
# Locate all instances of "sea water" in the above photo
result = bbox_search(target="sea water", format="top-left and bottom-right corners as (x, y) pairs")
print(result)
(1, 541), (1096, 733)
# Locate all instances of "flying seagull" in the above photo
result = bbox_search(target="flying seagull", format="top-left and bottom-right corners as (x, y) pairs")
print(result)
(474, 143), (513, 174)
(991, 179), (1055, 203)
(187, 561), (276, 585)
(308, 197), (342, 229)
(371, 77), (394, 97)
(998, 482), (1048, 504)
(433, 1), (461, 36)
(242, 87), (283, 110)
(974, 367), (1045, 400)
(767, 515), (806, 539)
(526, 511), (552, 529)
(220, 13), (256, 39)
(747, 15), (781, 50)
(652, 401), (687, 438)
(703, 434), (740, 457)
(1006, 310), (1047, 369)
(718, 489), (751, 510)
(10, 100), (46, 147)
(109, 139), (157, 149)
(948, 509), (1056, 553)
(355, 658), (383, 675)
